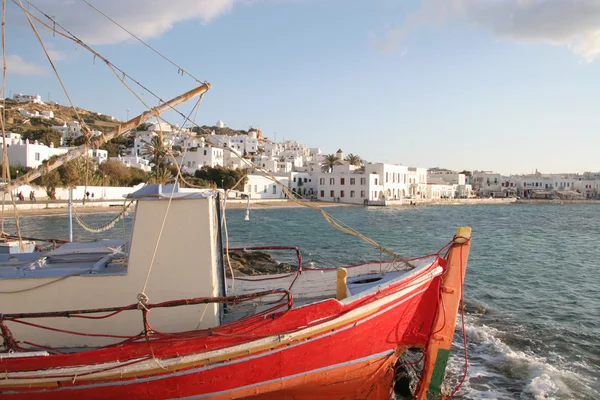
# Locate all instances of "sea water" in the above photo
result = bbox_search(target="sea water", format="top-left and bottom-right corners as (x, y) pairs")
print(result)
(7, 203), (599, 399)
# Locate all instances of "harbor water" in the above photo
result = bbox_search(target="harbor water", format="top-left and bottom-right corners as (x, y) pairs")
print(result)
(6, 203), (599, 399)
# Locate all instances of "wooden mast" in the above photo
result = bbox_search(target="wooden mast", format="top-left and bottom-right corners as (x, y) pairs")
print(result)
(0, 82), (211, 194)
(416, 226), (472, 399)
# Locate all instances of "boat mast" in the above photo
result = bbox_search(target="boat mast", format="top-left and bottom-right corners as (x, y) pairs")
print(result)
(0, 82), (211, 195)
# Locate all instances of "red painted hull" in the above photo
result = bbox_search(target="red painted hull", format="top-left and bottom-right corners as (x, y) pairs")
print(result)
(1, 258), (444, 399)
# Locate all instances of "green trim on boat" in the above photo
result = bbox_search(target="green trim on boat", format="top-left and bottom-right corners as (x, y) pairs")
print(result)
(428, 348), (451, 399)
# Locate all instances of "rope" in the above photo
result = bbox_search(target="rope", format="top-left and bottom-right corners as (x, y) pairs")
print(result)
(137, 95), (205, 304)
(17, 0), (91, 137)
(213, 143), (409, 263)
(15, 1), (207, 130)
(0, 270), (91, 294)
(0, 0), (8, 234)
(72, 200), (134, 233)
(81, 0), (202, 83)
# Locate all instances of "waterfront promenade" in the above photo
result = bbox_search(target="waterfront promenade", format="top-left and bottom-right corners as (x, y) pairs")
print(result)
(3, 196), (599, 217)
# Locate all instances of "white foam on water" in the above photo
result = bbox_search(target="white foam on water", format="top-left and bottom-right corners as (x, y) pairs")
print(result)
(444, 318), (597, 399)
(523, 374), (560, 400)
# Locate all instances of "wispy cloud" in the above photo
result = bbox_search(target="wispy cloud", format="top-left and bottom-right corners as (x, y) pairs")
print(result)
(15, 0), (237, 46)
(371, 0), (600, 62)
(0, 55), (46, 75)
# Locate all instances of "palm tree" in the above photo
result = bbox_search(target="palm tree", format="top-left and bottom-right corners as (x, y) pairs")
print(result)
(345, 153), (361, 166)
(321, 154), (342, 172)
(142, 135), (171, 177)
(148, 168), (173, 185)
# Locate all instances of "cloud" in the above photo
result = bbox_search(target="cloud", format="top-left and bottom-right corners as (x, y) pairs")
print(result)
(371, 0), (600, 62)
(0, 55), (46, 75)
(17, 0), (236, 45)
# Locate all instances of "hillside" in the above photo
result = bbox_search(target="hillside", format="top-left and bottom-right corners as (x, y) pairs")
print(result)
(4, 100), (265, 139)
(2, 99), (121, 135)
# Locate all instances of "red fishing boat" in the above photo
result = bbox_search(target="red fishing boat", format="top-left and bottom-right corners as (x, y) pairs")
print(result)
(0, 183), (471, 399)
(0, 4), (471, 396)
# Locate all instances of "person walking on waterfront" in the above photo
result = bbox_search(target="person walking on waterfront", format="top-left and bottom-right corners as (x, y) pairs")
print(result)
(18, 191), (24, 201)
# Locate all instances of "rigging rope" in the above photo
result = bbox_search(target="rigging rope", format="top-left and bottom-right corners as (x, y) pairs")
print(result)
(17, 0), (91, 137)
(72, 201), (134, 233)
(81, 0), (202, 83)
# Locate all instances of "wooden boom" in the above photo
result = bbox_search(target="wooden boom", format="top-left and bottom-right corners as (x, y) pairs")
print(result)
(0, 82), (211, 193)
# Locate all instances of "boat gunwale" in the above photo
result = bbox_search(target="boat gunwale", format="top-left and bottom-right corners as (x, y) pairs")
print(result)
(0, 255), (444, 379)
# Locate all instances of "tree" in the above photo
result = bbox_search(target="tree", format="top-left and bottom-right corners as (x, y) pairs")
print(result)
(194, 166), (248, 190)
(460, 170), (472, 177)
(256, 148), (265, 156)
(320, 154), (342, 172)
(345, 153), (361, 166)
(148, 168), (173, 185)
(141, 135), (171, 177)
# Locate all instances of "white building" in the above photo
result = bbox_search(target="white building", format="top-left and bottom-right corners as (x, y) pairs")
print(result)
(40, 110), (54, 120)
(87, 149), (108, 164)
(408, 167), (428, 199)
(471, 171), (504, 197)
(316, 163), (412, 205)
(427, 170), (472, 198)
(289, 171), (317, 198)
(109, 156), (151, 172)
(244, 174), (290, 199)
(175, 146), (224, 172)
(0, 132), (22, 145)
(0, 140), (67, 168)
(13, 94), (42, 104)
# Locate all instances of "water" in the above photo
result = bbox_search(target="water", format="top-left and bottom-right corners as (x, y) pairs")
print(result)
(4, 203), (599, 399)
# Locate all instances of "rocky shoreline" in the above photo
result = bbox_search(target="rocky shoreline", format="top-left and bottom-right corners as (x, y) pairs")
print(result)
(226, 249), (296, 277)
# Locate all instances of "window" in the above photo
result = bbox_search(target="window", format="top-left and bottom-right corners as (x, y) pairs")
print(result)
(204, 150), (207, 156)
(254, 185), (257, 192)
(319, 178), (325, 185)
(304, 178), (307, 183)
(293, 177), (296, 182)
(386, 172), (388, 183)
(330, 190), (335, 197)
(340, 190), (345, 198)
(360, 177), (366, 185)
(340, 178), (345, 185)
(374, 178), (378, 185)
(350, 191), (355, 198)
(360, 190), (365, 198)
(35, 152), (40, 161)
(320, 190), (324, 197)
(264, 185), (267, 193)
(350, 178), (355, 185)
(273, 185), (277, 194)
(330, 178), (335, 185)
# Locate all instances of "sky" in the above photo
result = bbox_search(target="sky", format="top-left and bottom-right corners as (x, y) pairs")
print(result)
(1, 0), (600, 175)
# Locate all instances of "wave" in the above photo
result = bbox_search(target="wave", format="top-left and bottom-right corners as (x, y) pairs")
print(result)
(444, 316), (599, 400)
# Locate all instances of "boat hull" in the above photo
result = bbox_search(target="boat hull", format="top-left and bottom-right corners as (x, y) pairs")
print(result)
(1, 260), (443, 399)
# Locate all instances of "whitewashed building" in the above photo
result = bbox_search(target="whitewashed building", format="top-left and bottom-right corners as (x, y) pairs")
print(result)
(88, 149), (108, 165)
(175, 146), (224, 173)
(13, 94), (42, 104)
(1, 132), (22, 145)
(0, 140), (66, 168)
(471, 171), (503, 197)
(109, 156), (151, 172)
(289, 172), (317, 198)
(244, 174), (290, 199)
(316, 163), (413, 205)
